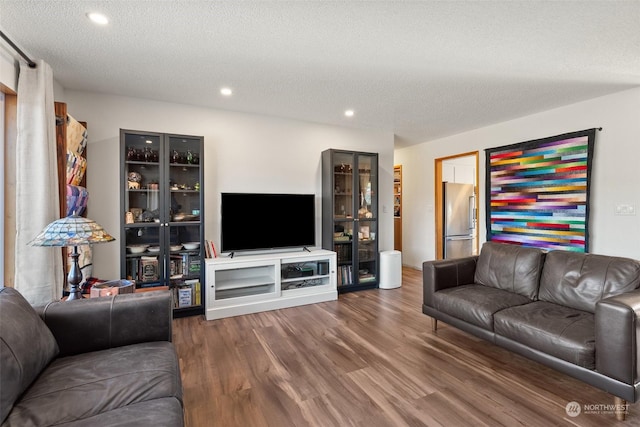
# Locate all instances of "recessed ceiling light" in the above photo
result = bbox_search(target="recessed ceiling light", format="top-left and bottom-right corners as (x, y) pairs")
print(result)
(220, 87), (233, 96)
(344, 110), (355, 117)
(145, 140), (153, 144)
(87, 12), (109, 26)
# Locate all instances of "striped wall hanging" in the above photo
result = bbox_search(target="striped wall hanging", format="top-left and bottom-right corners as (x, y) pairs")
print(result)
(485, 128), (597, 252)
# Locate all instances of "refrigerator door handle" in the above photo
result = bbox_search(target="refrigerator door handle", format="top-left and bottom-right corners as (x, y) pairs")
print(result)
(469, 195), (476, 230)
(446, 236), (473, 241)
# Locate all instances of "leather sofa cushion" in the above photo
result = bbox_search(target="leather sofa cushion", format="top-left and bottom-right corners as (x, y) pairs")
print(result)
(3, 342), (183, 426)
(494, 301), (595, 369)
(539, 250), (640, 313)
(433, 284), (531, 330)
(474, 242), (546, 299)
(37, 398), (185, 427)
(0, 287), (59, 422)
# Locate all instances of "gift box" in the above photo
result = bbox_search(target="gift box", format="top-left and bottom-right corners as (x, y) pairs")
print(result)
(90, 279), (135, 298)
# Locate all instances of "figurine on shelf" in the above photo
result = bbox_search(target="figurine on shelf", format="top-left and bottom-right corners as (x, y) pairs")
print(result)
(127, 147), (138, 161)
(171, 149), (180, 164)
(140, 209), (160, 222)
(143, 147), (153, 162)
(127, 171), (142, 189)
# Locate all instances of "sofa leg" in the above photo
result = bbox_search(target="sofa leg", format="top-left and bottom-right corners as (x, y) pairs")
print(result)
(431, 318), (438, 332)
(614, 396), (627, 421)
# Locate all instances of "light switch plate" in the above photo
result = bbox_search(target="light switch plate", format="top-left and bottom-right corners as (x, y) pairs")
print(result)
(615, 204), (636, 216)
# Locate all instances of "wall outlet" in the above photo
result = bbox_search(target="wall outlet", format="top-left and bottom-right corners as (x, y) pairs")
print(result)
(615, 204), (636, 216)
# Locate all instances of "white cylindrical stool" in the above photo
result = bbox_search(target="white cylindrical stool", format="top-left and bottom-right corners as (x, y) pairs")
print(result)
(379, 250), (402, 289)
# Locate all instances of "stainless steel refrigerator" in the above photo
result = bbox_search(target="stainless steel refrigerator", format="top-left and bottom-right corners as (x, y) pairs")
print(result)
(443, 182), (476, 259)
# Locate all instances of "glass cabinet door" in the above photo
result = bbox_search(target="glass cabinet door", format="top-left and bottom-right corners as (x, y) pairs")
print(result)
(167, 136), (203, 308)
(355, 153), (378, 285)
(123, 132), (164, 286)
(332, 152), (354, 286)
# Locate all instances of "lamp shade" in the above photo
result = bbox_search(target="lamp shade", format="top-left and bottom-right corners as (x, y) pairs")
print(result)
(29, 214), (115, 247)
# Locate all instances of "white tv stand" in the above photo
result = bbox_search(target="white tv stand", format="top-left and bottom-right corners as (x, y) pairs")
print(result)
(205, 249), (337, 320)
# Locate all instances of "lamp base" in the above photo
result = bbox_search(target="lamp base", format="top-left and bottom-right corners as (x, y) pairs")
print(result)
(65, 284), (84, 301)
(66, 246), (84, 301)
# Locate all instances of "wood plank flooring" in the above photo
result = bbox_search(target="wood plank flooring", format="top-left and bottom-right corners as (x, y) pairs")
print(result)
(173, 267), (637, 426)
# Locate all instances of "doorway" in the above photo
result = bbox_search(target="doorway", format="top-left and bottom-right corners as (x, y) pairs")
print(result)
(435, 152), (479, 260)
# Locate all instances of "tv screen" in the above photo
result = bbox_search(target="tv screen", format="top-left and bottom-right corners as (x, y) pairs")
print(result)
(221, 193), (316, 253)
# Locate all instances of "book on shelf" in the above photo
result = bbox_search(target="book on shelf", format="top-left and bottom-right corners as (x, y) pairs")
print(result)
(177, 287), (192, 307)
(174, 279), (201, 308)
(204, 240), (218, 258)
(337, 265), (353, 287)
(140, 256), (158, 282)
(187, 279), (201, 306)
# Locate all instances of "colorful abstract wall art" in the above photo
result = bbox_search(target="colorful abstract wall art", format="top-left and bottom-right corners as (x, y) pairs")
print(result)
(485, 129), (597, 252)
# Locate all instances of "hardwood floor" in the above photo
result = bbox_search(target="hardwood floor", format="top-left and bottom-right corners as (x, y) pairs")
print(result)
(173, 267), (636, 426)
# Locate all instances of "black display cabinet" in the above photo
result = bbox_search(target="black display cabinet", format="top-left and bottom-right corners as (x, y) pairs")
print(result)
(120, 129), (204, 317)
(322, 149), (379, 292)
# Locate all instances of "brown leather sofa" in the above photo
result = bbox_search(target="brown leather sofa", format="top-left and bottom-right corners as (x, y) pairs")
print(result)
(0, 287), (183, 426)
(423, 241), (640, 419)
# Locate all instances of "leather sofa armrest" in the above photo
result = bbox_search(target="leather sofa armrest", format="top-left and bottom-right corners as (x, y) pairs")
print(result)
(423, 256), (477, 307)
(595, 289), (640, 384)
(38, 290), (173, 357)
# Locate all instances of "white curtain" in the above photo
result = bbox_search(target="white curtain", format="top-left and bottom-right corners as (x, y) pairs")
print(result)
(14, 60), (63, 304)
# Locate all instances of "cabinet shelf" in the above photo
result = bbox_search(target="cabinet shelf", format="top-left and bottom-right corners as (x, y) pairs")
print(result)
(215, 275), (275, 291)
(126, 160), (160, 166)
(281, 273), (329, 284)
(124, 222), (161, 228)
(125, 249), (200, 258)
(169, 163), (199, 167)
(168, 221), (200, 226)
(123, 221), (202, 228)
(215, 285), (275, 301)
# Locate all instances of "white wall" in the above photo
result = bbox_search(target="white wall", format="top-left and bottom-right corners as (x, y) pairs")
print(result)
(396, 87), (640, 269)
(64, 91), (395, 279)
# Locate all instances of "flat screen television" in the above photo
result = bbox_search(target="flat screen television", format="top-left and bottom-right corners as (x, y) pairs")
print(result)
(221, 193), (316, 253)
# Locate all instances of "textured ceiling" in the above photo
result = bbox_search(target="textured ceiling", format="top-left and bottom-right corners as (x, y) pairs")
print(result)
(1, 1), (639, 147)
